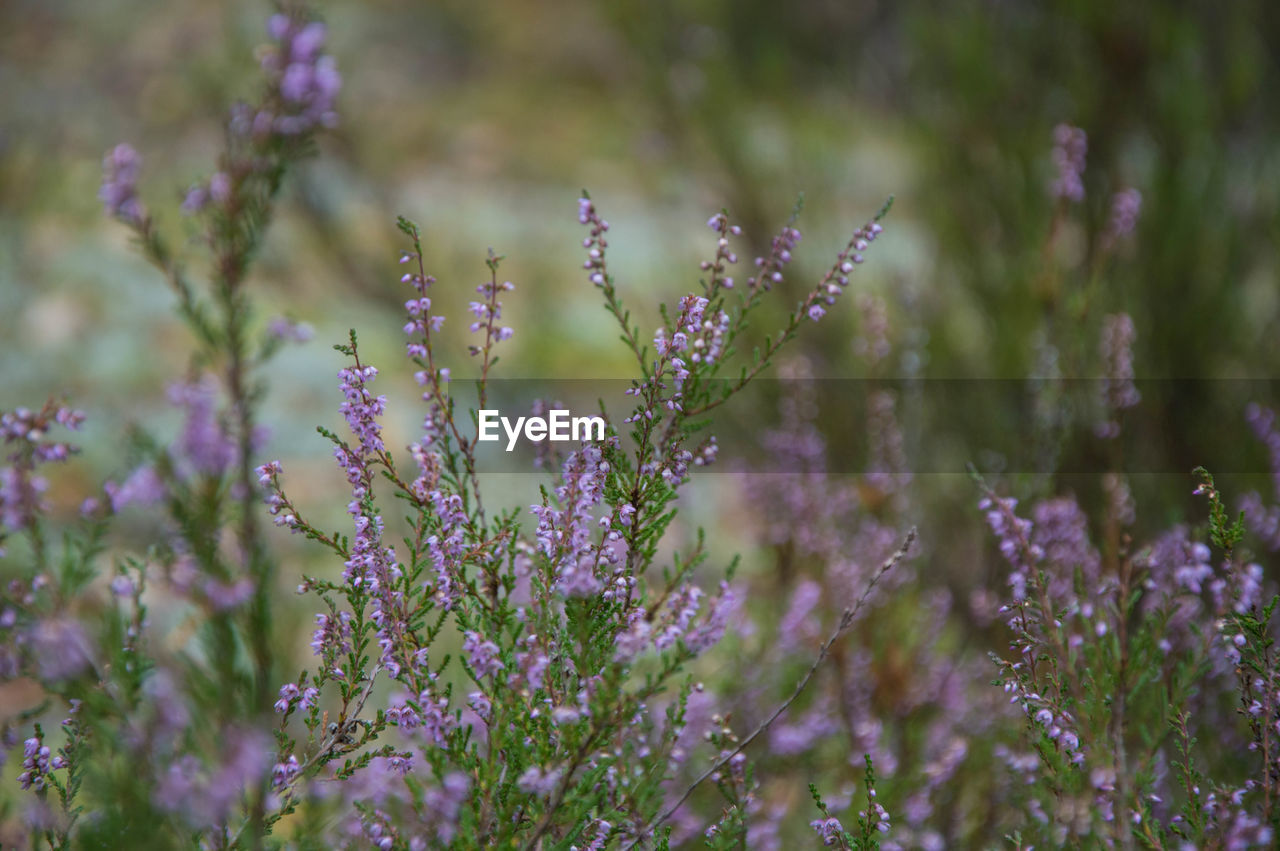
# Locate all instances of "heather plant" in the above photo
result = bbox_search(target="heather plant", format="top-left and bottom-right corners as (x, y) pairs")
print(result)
(2, 5), (910, 846)
(5, 4), (1280, 850)
(252, 192), (897, 848)
(2, 6), (341, 846)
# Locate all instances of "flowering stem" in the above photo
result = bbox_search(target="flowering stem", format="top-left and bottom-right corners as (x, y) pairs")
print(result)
(627, 527), (916, 849)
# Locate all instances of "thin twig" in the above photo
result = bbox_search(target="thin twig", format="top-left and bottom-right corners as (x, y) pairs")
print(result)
(624, 527), (917, 849)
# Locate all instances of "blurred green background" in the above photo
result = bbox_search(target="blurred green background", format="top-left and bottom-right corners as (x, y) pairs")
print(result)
(3, 0), (1279, 678)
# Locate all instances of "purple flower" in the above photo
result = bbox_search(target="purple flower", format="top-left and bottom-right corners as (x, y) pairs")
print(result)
(169, 378), (237, 476)
(181, 184), (209, 214)
(1097, 313), (1140, 438)
(259, 15), (340, 135)
(203, 576), (254, 611)
(1050, 123), (1087, 202)
(1242, 404), (1280, 550)
(28, 618), (93, 681)
(516, 764), (563, 797)
(462, 630), (504, 680)
(99, 143), (146, 224)
(1103, 187), (1142, 247)
(810, 816), (846, 846)
(105, 465), (166, 512)
(531, 445), (611, 597)
(267, 316), (314, 343)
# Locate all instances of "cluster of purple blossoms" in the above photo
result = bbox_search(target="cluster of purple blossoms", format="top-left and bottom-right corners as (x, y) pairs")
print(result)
(179, 15), (340, 215)
(746, 224), (802, 292)
(1097, 312), (1140, 438)
(424, 489), (467, 611)
(853, 292), (892, 367)
(467, 277), (515, 355)
(267, 316), (315, 343)
(702, 212), (743, 294)
(1, 403), (84, 550)
(256, 460), (297, 529)
(1051, 123), (1088, 202)
(654, 585), (704, 652)
(508, 634), (550, 693)
(168, 377), (238, 478)
(17, 736), (57, 791)
(102, 377), (255, 522)
(261, 15), (341, 135)
(337, 363), (387, 463)
(386, 689), (455, 747)
(98, 144), (146, 224)
(804, 218), (882, 323)
(275, 682), (320, 715)
(1102, 187), (1143, 248)
(1031, 497), (1102, 601)
(103, 464), (166, 514)
(153, 728), (272, 830)
(809, 815), (845, 846)
(1242, 404), (1280, 550)
(328, 359), (419, 682)
(272, 754), (301, 789)
(1001, 674), (1085, 766)
(579, 197), (612, 287)
(573, 819), (613, 851)
(462, 630), (505, 680)
(531, 445), (613, 597)
(649, 294), (711, 413)
(517, 764), (564, 797)
(980, 494), (1042, 602)
(310, 610), (354, 667)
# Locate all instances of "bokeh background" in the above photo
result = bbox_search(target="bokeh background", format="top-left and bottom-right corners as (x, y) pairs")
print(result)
(3, 0), (1280, 842)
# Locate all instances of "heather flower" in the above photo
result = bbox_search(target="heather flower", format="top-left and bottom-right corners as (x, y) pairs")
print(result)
(180, 184), (209, 214)
(853, 293), (892, 368)
(517, 764), (563, 796)
(699, 211), (742, 298)
(272, 755), (301, 788)
(169, 377), (237, 477)
(203, 576), (254, 611)
(462, 630), (505, 680)
(654, 584), (704, 651)
(1031, 496), (1101, 600)
(420, 772), (470, 843)
(776, 578), (823, 654)
(684, 580), (737, 653)
(810, 815), (846, 846)
(260, 15), (340, 135)
(99, 143), (146, 224)
(267, 316), (314, 342)
(980, 493), (1041, 600)
(1, 404), (84, 541)
(1051, 123), (1087, 202)
(105, 464), (167, 512)
(27, 618), (94, 681)
(747, 224), (803, 292)
(1242, 404), (1280, 550)
(1096, 313), (1140, 438)
(18, 736), (52, 791)
(866, 389), (910, 500)
(531, 445), (611, 597)
(1102, 187), (1142, 248)
(310, 610), (354, 662)
(579, 196), (612, 288)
